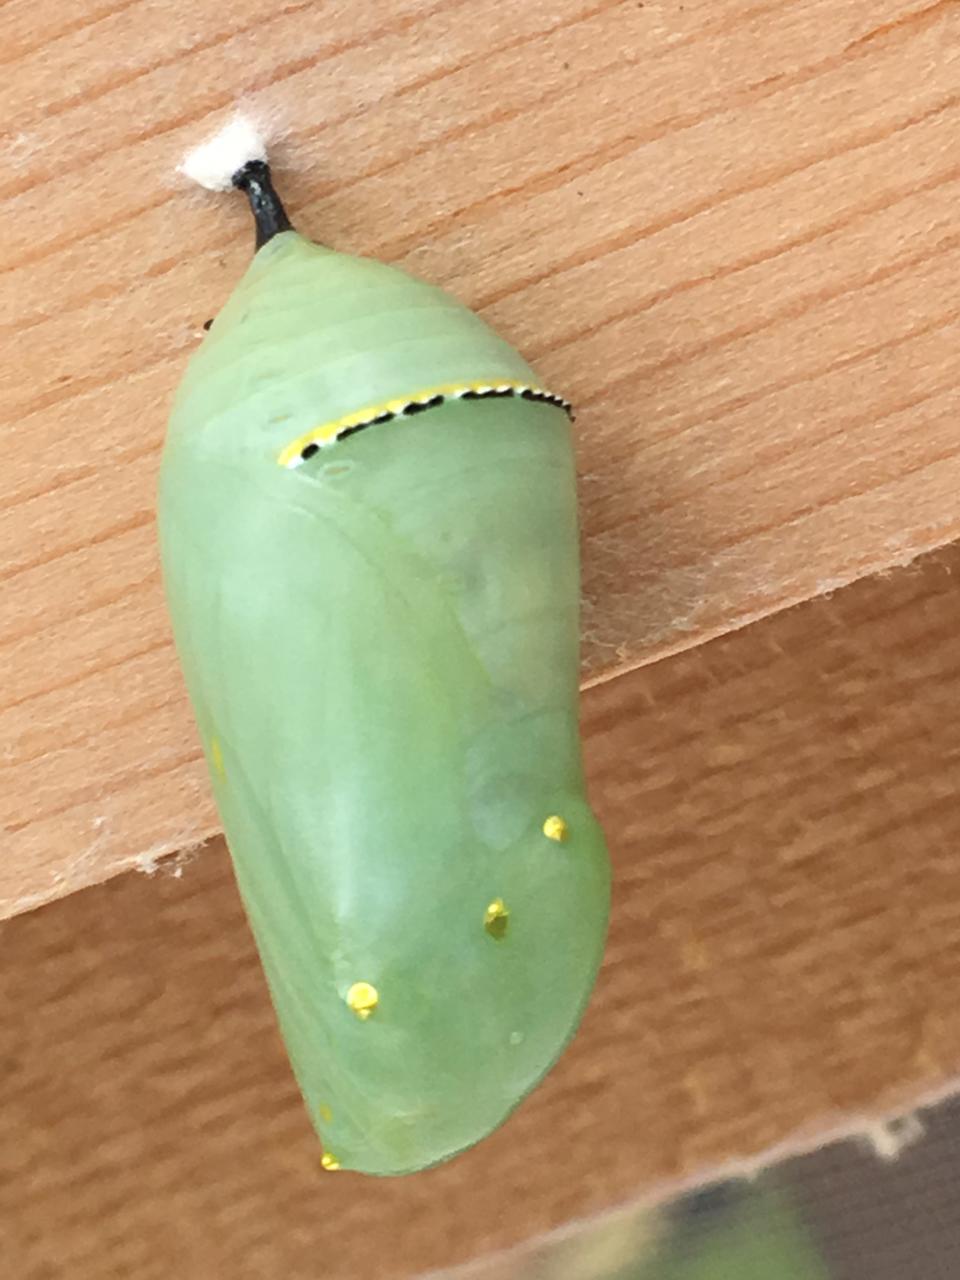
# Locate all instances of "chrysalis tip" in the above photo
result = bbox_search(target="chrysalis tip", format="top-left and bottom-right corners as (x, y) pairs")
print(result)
(179, 116), (295, 249)
(179, 116), (269, 192)
(231, 159), (295, 250)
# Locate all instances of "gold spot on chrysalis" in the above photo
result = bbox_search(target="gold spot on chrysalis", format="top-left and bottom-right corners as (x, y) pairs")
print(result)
(318, 1103), (333, 1124)
(542, 815), (569, 842)
(210, 736), (226, 781)
(484, 899), (510, 940)
(346, 982), (379, 1019)
(321, 1152), (341, 1171)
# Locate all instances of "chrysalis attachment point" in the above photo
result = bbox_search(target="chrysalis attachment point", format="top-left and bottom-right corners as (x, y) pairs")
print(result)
(483, 899), (510, 940)
(346, 981), (379, 1019)
(231, 159), (294, 250)
(179, 116), (267, 190)
(542, 815), (569, 842)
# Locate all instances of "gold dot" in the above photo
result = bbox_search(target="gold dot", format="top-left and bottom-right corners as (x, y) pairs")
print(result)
(484, 899), (510, 940)
(318, 1103), (333, 1124)
(346, 981), (379, 1019)
(542, 815), (569, 842)
(210, 736), (226, 781)
(321, 1152), (341, 1171)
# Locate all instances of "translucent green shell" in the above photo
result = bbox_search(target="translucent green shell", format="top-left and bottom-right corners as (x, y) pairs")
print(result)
(157, 232), (610, 1176)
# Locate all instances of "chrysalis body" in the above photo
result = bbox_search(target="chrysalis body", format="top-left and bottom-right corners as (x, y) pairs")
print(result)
(158, 172), (610, 1175)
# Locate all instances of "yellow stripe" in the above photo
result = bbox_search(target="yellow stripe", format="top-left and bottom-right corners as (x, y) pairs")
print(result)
(277, 379), (568, 468)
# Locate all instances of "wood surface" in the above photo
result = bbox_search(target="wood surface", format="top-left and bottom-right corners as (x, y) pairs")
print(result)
(5, 542), (960, 1279)
(4, 0), (960, 912)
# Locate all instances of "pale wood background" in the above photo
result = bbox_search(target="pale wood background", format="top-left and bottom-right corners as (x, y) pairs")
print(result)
(6, 542), (960, 1279)
(4, 0), (960, 913)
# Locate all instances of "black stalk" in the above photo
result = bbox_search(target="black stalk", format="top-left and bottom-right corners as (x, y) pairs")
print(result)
(231, 159), (294, 250)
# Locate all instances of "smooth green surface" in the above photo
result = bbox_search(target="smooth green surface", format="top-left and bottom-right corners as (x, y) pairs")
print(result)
(158, 233), (610, 1175)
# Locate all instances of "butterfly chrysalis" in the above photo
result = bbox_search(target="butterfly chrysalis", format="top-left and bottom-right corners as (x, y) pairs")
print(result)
(158, 121), (610, 1176)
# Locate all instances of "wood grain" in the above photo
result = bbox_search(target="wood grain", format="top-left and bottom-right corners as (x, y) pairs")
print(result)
(5, 0), (960, 910)
(5, 542), (960, 1279)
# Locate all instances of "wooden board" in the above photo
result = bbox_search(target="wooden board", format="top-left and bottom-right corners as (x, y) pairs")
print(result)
(5, 541), (960, 1279)
(5, 0), (960, 910)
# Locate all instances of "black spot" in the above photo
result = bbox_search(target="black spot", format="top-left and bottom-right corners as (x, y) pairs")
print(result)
(301, 443), (320, 460)
(521, 388), (538, 400)
(491, 388), (513, 397)
(202, 318), (214, 331)
(403, 400), (429, 415)
(461, 390), (481, 400)
(338, 424), (365, 441)
(372, 412), (394, 425)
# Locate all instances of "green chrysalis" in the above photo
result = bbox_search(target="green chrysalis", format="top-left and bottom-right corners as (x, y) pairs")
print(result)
(158, 133), (610, 1177)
